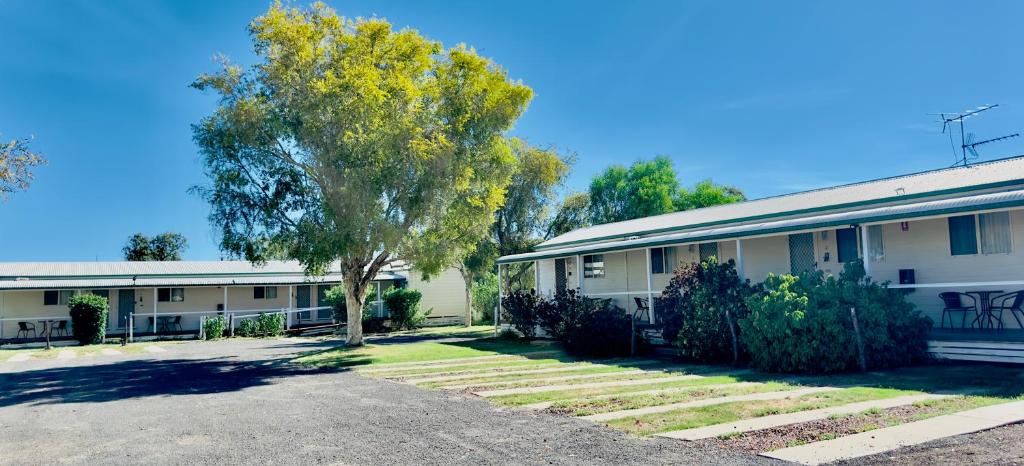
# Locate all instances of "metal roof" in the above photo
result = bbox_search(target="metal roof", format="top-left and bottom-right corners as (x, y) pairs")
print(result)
(538, 156), (1024, 251)
(0, 260), (407, 291)
(499, 187), (1024, 264)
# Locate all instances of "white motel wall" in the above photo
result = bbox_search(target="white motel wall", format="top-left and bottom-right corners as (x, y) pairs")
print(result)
(0, 261), (468, 341)
(500, 156), (1024, 360)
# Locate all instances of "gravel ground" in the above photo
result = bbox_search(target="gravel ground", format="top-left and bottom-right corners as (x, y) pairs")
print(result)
(0, 337), (772, 466)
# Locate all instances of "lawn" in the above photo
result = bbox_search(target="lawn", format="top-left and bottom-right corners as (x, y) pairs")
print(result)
(385, 325), (496, 339)
(294, 337), (556, 368)
(0, 340), (180, 360)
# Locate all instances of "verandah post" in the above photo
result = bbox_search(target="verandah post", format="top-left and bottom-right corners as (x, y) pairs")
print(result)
(645, 248), (654, 325)
(860, 225), (872, 279)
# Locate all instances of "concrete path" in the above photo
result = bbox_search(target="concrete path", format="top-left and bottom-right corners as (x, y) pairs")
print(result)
(358, 351), (556, 371)
(144, 345), (166, 353)
(475, 374), (708, 397)
(581, 387), (840, 422)
(57, 350), (76, 360)
(523, 382), (764, 410)
(657, 393), (948, 440)
(6, 353), (32, 362)
(374, 361), (568, 378)
(440, 369), (655, 390)
(762, 400), (1024, 465)
(101, 348), (122, 356)
(402, 360), (667, 384)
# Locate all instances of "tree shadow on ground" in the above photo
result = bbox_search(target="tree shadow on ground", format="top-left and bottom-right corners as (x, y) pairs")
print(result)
(0, 349), (340, 409)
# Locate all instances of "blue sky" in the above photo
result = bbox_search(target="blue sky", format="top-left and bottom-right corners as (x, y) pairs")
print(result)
(2, 0), (1023, 261)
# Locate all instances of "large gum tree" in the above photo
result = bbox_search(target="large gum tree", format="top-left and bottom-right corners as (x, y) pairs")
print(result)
(191, 3), (531, 345)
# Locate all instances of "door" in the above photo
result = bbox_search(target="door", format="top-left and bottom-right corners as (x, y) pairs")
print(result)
(117, 289), (135, 329)
(296, 285), (311, 320)
(555, 259), (567, 294)
(788, 233), (816, 275)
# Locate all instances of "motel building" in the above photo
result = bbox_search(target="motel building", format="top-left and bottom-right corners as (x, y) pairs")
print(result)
(498, 156), (1024, 363)
(0, 261), (467, 343)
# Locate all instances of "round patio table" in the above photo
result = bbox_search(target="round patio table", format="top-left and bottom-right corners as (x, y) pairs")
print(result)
(967, 290), (1004, 329)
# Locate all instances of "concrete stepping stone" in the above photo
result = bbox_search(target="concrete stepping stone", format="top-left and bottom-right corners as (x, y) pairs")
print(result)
(475, 374), (710, 397)
(762, 399), (1024, 465)
(581, 387), (841, 422)
(7, 353), (32, 362)
(406, 360), (667, 384)
(376, 362), (570, 378)
(57, 350), (77, 360)
(440, 369), (655, 390)
(101, 348), (122, 356)
(523, 382), (764, 410)
(359, 352), (556, 372)
(657, 393), (948, 441)
(144, 346), (167, 353)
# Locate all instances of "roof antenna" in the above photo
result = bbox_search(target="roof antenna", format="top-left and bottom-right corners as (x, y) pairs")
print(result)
(930, 104), (1019, 167)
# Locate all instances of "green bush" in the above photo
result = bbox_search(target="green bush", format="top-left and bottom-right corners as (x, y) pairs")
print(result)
(257, 312), (285, 336)
(237, 318), (261, 337)
(384, 287), (428, 330)
(563, 303), (634, 358)
(471, 273), (499, 323)
(501, 290), (542, 338)
(740, 261), (932, 374)
(68, 294), (109, 345)
(203, 315), (227, 340)
(323, 285), (388, 331)
(657, 258), (754, 363)
(537, 289), (606, 342)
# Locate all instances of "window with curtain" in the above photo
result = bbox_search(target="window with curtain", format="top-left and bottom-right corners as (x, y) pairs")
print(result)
(650, 247), (676, 274)
(583, 254), (605, 278)
(868, 225), (885, 262)
(979, 211), (1012, 254)
(948, 215), (978, 256)
(836, 228), (859, 263)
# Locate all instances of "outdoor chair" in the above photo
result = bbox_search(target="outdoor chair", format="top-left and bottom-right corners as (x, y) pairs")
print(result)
(633, 297), (650, 323)
(170, 316), (183, 332)
(16, 322), (36, 339)
(990, 290), (1024, 329)
(939, 292), (978, 329)
(52, 320), (70, 337)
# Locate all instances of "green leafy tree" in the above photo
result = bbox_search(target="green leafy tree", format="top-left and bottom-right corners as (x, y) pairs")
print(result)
(191, 3), (531, 345)
(0, 135), (46, 201)
(122, 232), (188, 261)
(676, 179), (745, 210)
(548, 192), (591, 237)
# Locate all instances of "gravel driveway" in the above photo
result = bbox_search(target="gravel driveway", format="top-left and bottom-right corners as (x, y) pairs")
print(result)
(0, 338), (772, 465)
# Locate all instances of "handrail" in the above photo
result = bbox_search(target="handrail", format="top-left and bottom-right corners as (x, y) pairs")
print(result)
(0, 316), (69, 322)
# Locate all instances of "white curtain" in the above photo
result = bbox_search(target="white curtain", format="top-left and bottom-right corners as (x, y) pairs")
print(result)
(868, 225), (885, 262)
(979, 211), (1012, 254)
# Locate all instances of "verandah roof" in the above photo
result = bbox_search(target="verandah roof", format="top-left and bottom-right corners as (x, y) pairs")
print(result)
(0, 272), (407, 291)
(498, 188), (1024, 264)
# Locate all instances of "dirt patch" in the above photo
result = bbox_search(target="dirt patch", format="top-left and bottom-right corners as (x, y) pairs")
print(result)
(695, 397), (984, 453)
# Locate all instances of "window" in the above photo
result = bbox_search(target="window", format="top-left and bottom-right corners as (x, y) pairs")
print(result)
(868, 225), (885, 262)
(43, 290), (74, 306)
(836, 228), (859, 263)
(699, 243), (718, 262)
(583, 254), (605, 278)
(253, 286), (278, 300)
(317, 285), (328, 305)
(650, 247), (676, 274)
(948, 215), (979, 256)
(157, 288), (184, 302)
(979, 212), (1012, 254)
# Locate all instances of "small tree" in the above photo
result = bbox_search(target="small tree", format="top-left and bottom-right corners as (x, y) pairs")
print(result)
(123, 232), (188, 261)
(0, 135), (46, 201)
(383, 288), (427, 330)
(191, 3), (531, 346)
(68, 294), (109, 345)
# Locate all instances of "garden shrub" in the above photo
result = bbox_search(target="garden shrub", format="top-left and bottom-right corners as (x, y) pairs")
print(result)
(471, 273), (499, 323)
(236, 313), (285, 337)
(536, 289), (593, 341)
(501, 290), (542, 338)
(384, 287), (428, 330)
(740, 261), (932, 374)
(203, 315), (227, 340)
(563, 303), (634, 358)
(237, 318), (261, 337)
(657, 258), (754, 363)
(68, 294), (109, 345)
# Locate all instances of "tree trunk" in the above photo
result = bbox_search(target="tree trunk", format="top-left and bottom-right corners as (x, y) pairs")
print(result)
(344, 277), (366, 346)
(459, 267), (474, 327)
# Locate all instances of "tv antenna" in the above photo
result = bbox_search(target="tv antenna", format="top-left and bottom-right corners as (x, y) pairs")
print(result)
(931, 104), (1019, 167)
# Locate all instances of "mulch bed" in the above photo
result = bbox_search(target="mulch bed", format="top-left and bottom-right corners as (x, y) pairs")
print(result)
(693, 402), (955, 453)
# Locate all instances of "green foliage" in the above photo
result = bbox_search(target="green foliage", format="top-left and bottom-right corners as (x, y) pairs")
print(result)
(536, 289), (594, 342)
(67, 294), (108, 345)
(236, 312), (285, 337)
(501, 290), (542, 338)
(657, 258), (754, 363)
(190, 2), (532, 345)
(384, 288), (427, 330)
(740, 261), (932, 374)
(0, 135), (46, 201)
(203, 315), (227, 340)
(122, 232), (188, 261)
(323, 284), (389, 332)
(471, 272), (499, 322)
(586, 156), (745, 226)
(563, 305), (634, 358)
(548, 192), (591, 238)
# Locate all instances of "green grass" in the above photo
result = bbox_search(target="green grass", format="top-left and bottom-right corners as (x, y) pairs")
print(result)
(418, 364), (661, 389)
(491, 375), (750, 407)
(363, 358), (574, 377)
(549, 382), (798, 416)
(1, 340), (180, 360)
(604, 387), (916, 436)
(386, 325), (496, 339)
(295, 338), (550, 368)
